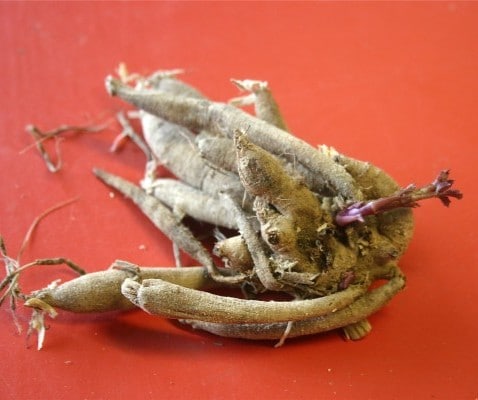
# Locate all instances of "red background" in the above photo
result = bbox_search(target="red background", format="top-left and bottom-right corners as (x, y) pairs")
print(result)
(1, 2), (477, 399)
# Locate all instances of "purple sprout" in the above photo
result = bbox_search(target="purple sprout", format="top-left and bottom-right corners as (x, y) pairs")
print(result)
(335, 170), (463, 227)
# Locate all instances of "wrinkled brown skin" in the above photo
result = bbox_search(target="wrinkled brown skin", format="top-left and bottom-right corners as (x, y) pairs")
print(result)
(185, 271), (405, 340)
(150, 178), (238, 229)
(93, 168), (245, 284)
(106, 76), (362, 200)
(100, 74), (414, 343)
(32, 265), (219, 313)
(121, 277), (368, 324)
(139, 78), (245, 201)
(18, 73), (415, 347)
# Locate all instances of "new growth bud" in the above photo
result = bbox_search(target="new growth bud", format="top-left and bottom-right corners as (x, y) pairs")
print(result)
(335, 170), (463, 227)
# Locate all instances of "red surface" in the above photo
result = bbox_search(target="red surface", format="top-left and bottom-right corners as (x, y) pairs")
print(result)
(1, 2), (477, 399)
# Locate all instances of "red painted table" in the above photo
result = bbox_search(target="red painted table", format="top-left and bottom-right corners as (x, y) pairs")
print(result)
(1, 3), (476, 399)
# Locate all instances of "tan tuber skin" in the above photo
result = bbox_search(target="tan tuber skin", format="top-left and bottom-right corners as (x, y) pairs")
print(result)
(1, 68), (461, 349)
(100, 72), (419, 343)
(31, 263), (219, 313)
(106, 75), (362, 200)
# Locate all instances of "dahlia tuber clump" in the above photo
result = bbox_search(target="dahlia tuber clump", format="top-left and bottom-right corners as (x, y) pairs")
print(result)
(1, 68), (462, 348)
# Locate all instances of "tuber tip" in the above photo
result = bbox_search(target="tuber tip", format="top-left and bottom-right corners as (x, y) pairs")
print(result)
(233, 129), (249, 150)
(230, 79), (268, 92)
(105, 75), (119, 96)
(121, 278), (142, 307)
(25, 297), (58, 318)
(92, 167), (105, 179)
(92, 168), (116, 188)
